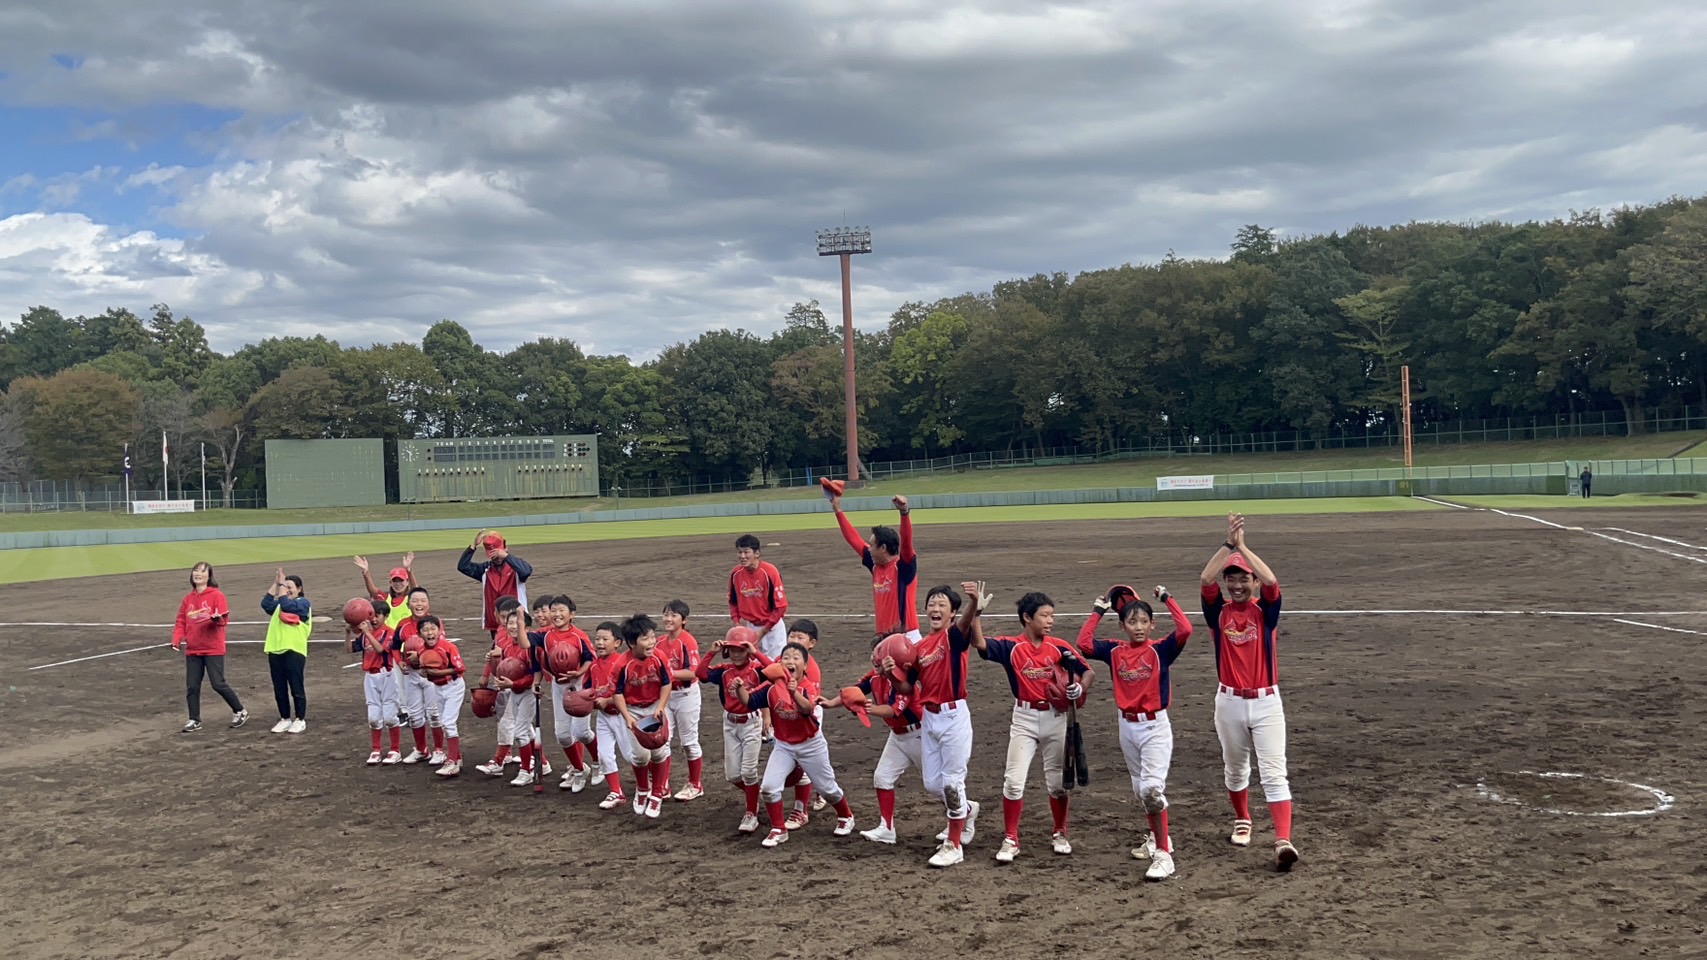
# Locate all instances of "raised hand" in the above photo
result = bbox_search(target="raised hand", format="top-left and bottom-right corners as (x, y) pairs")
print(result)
(1154, 585), (1171, 604)
(1092, 596), (1112, 615)
(402, 552), (415, 569)
(353, 556), (369, 572)
(892, 495), (909, 514)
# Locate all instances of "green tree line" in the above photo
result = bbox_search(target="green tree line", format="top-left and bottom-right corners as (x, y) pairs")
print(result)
(3, 197), (1705, 502)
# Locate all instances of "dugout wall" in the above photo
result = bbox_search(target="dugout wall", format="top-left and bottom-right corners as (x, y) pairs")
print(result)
(397, 435), (600, 503)
(263, 439), (388, 509)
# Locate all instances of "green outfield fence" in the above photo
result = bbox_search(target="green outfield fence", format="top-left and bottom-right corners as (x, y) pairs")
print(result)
(4, 458), (1705, 551)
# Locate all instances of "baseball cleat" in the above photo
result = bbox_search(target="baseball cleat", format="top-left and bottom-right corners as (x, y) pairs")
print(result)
(598, 792), (626, 810)
(381, 751), (402, 765)
(645, 795), (664, 819)
(505, 753), (521, 766)
(674, 784), (704, 802)
(565, 770), (589, 793)
(590, 770), (607, 787)
(509, 769), (535, 787)
(812, 794), (829, 811)
(1145, 850), (1176, 881)
(271, 719), (292, 734)
(963, 801), (981, 844)
(995, 837), (1020, 863)
(761, 828), (789, 848)
(366, 750), (383, 765)
(475, 762), (506, 777)
(633, 793), (648, 815)
(286, 719), (307, 734)
(181, 720), (203, 733)
(834, 816), (856, 836)
(928, 842), (965, 868)
(539, 759), (553, 777)
(785, 809), (810, 831)
(230, 710), (249, 728)
(435, 760), (461, 777)
(1274, 839), (1300, 872)
(1051, 832), (1073, 856)
(1230, 819), (1253, 847)
(861, 823), (898, 845)
(738, 813), (761, 834)
(427, 750), (447, 766)
(1131, 833), (1157, 861)
(401, 749), (427, 765)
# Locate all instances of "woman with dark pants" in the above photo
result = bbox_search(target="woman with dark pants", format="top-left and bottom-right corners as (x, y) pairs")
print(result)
(172, 562), (248, 732)
(262, 568), (313, 733)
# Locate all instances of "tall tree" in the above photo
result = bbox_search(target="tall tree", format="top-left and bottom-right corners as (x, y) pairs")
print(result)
(0, 389), (27, 483)
(10, 369), (140, 481)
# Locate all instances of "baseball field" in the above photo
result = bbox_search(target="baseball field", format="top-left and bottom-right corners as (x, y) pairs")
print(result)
(0, 500), (1701, 959)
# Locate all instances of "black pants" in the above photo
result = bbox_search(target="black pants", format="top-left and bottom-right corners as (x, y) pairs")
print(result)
(267, 651), (308, 720)
(1581, 482), (1591, 498)
(186, 654), (244, 721)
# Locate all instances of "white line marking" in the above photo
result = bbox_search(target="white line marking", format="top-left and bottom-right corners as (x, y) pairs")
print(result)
(1603, 528), (1707, 551)
(28, 643), (172, 670)
(1476, 771), (1675, 818)
(1613, 618), (1707, 636)
(1490, 508), (1707, 564)
(1412, 496), (1469, 510)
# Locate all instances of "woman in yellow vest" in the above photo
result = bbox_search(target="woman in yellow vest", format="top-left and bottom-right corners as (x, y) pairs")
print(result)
(263, 568), (314, 734)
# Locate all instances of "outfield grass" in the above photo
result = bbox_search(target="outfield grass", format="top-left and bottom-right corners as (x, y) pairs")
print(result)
(3, 431), (1700, 534)
(1451, 493), (1706, 510)
(0, 497), (1444, 585)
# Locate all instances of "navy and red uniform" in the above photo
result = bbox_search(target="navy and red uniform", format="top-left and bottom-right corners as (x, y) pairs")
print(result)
(616, 653), (671, 711)
(978, 636), (1088, 707)
(913, 625), (972, 712)
(836, 510), (919, 638)
(857, 671), (921, 734)
(1201, 581), (1282, 695)
(1076, 596), (1193, 718)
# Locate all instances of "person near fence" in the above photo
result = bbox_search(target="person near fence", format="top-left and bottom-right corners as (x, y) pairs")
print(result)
(262, 569), (313, 733)
(1580, 466), (1592, 498)
(172, 562), (248, 733)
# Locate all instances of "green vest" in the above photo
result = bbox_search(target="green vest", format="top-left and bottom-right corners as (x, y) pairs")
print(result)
(384, 595), (411, 629)
(265, 601), (313, 656)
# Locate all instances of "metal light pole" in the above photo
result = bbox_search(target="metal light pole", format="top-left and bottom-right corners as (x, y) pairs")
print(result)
(816, 226), (873, 487)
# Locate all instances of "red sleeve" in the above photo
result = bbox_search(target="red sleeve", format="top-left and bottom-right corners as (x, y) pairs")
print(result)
(900, 512), (914, 562)
(767, 563), (787, 625)
(684, 637), (699, 672)
(447, 644), (466, 675)
(1164, 596), (1192, 644)
(173, 595), (190, 645)
(728, 569), (740, 622)
(1075, 613), (1102, 656)
(209, 589), (229, 622)
(1201, 583), (1222, 602)
(834, 509), (868, 556)
(655, 657), (671, 686)
(1261, 582), (1282, 602)
(694, 655), (715, 682)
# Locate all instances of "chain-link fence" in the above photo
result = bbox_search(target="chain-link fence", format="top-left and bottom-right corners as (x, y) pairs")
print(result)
(0, 479), (264, 513)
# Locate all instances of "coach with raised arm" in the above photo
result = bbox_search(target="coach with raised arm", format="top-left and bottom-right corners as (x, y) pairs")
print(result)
(457, 530), (533, 640)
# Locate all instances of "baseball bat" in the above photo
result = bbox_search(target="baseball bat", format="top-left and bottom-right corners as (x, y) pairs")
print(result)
(532, 645), (546, 796)
(1062, 700), (1080, 792)
(1068, 699), (1089, 787)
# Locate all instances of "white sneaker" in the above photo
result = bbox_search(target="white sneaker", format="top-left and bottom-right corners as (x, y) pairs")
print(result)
(761, 828), (789, 848)
(1274, 839), (1300, 872)
(230, 710), (249, 728)
(564, 770), (589, 793)
(785, 809), (810, 831)
(401, 749), (427, 765)
(435, 760), (461, 777)
(928, 842), (964, 868)
(963, 800), (980, 844)
(381, 751), (402, 766)
(510, 769), (535, 787)
(645, 795), (663, 819)
(633, 792), (648, 815)
(1131, 833), (1157, 861)
(995, 837), (1020, 863)
(738, 813), (761, 834)
(1230, 819), (1253, 847)
(1051, 832), (1073, 856)
(540, 759), (553, 777)
(813, 793), (829, 812)
(427, 750), (447, 766)
(505, 753), (521, 766)
(286, 720), (306, 734)
(674, 783), (704, 802)
(476, 762), (506, 777)
(270, 719), (291, 734)
(590, 769), (606, 787)
(834, 816), (856, 836)
(366, 750), (382, 765)
(1145, 849), (1176, 881)
(861, 823), (898, 845)
(598, 792), (625, 810)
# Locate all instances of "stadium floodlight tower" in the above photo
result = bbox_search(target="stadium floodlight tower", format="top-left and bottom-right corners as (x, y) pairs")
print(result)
(816, 225), (873, 487)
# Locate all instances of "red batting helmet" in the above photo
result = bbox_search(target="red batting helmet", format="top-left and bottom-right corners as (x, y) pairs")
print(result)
(471, 686), (497, 718)
(721, 626), (759, 657)
(402, 636), (426, 658)
(495, 657), (533, 693)
(872, 634), (917, 683)
(342, 597), (375, 626)
(547, 644), (581, 677)
(563, 688), (596, 718)
(1045, 663), (1092, 712)
(632, 715), (670, 750)
(1105, 584), (1139, 616)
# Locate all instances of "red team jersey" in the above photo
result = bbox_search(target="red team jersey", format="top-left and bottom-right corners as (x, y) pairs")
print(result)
(585, 653), (630, 714)
(979, 636), (1088, 703)
(1201, 581), (1283, 690)
(422, 639), (466, 684)
(543, 626), (594, 677)
(912, 625), (972, 710)
(656, 630), (700, 688)
(856, 670), (921, 733)
(616, 652), (671, 708)
(697, 653), (773, 715)
(360, 625), (399, 673)
(1076, 596), (1193, 714)
(728, 562), (788, 629)
(836, 511), (919, 635)
(173, 588), (231, 656)
(753, 680), (822, 744)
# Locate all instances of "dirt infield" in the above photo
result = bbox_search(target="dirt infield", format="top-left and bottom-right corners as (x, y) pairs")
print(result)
(1, 506), (1703, 960)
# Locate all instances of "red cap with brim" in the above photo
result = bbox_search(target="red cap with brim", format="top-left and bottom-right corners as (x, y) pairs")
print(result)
(483, 534), (506, 550)
(388, 568), (409, 582)
(1223, 552), (1255, 576)
(819, 477), (845, 501)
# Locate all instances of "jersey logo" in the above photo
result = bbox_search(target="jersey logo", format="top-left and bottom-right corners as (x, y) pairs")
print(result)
(1117, 657), (1155, 683)
(916, 647), (944, 667)
(1222, 620), (1259, 646)
(1020, 663), (1053, 681)
(771, 689), (800, 720)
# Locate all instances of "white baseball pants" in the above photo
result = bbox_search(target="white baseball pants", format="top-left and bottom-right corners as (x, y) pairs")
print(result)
(496, 689), (537, 748)
(760, 733), (844, 805)
(593, 711), (628, 776)
(1215, 688), (1290, 802)
(743, 620), (788, 660)
(548, 679), (596, 747)
(873, 726), (924, 791)
(428, 679), (466, 738)
(400, 669), (432, 728)
(625, 700), (670, 766)
(920, 701), (973, 818)
(363, 670), (400, 728)
(1002, 703), (1068, 800)
(667, 683), (703, 760)
(722, 714), (763, 785)
(1118, 711), (1174, 806)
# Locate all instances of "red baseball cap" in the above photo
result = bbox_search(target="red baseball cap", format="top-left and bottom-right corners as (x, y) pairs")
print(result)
(482, 533), (506, 550)
(1223, 552), (1255, 575)
(387, 567), (409, 582)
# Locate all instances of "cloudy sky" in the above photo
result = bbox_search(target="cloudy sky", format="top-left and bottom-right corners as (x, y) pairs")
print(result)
(1, 1), (1702, 358)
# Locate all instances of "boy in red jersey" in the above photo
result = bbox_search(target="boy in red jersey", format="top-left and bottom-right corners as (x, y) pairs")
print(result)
(414, 616), (467, 777)
(657, 599), (705, 801)
(614, 614), (675, 819)
(828, 492), (920, 645)
(914, 582), (984, 868)
(736, 643), (857, 848)
(1078, 585), (1193, 880)
(394, 587), (440, 764)
(349, 600), (404, 766)
(477, 599), (538, 782)
(784, 618), (827, 818)
(973, 590), (1091, 863)
(696, 626), (774, 833)
(586, 622), (632, 810)
(1200, 513), (1298, 872)
(728, 534), (788, 658)
(819, 636), (927, 845)
(543, 595), (600, 792)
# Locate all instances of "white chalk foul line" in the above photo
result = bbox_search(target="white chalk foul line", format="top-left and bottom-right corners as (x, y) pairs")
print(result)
(1488, 508), (1707, 565)
(1411, 496), (1469, 510)
(1602, 528), (1707, 552)
(28, 643), (174, 670)
(1476, 771), (1676, 818)
(1613, 618), (1707, 636)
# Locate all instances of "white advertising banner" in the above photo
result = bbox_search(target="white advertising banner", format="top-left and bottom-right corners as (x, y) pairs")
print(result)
(132, 499), (198, 515)
(1156, 475), (1215, 491)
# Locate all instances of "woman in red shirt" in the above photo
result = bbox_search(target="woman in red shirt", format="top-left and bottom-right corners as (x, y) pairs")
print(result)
(172, 562), (248, 733)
